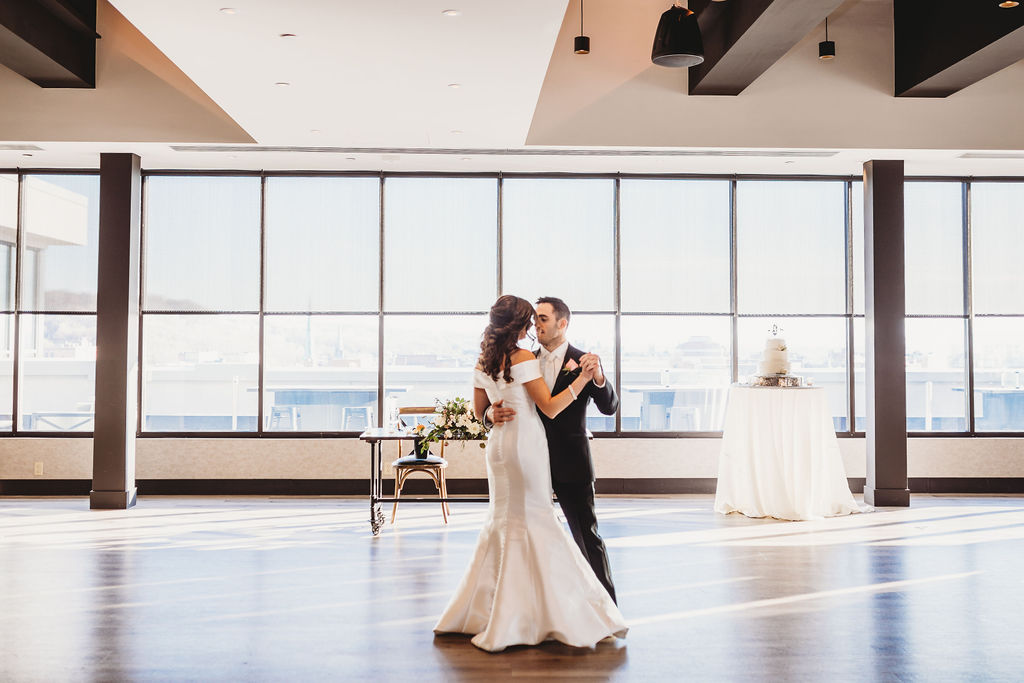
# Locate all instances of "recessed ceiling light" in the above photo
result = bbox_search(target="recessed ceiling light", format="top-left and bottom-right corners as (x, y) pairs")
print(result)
(310, 129), (320, 134)
(451, 129), (463, 134)
(22, 153), (33, 157)
(219, 7), (237, 14)
(279, 33), (297, 38)
(346, 157), (356, 161)
(274, 81), (290, 87)
(448, 83), (461, 89)
(999, 1), (1019, 7)
(442, 9), (461, 17)
(784, 160), (796, 164)
(461, 157), (472, 161)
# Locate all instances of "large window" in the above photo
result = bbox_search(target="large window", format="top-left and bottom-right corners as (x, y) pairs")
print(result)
(383, 315), (486, 416)
(502, 179), (614, 309)
(737, 180), (849, 429)
(0, 174), (15, 430)
(620, 316), (730, 431)
(620, 179), (731, 431)
(385, 177), (496, 312)
(737, 181), (846, 315)
(855, 181), (973, 432)
(262, 177), (381, 432)
(971, 182), (1024, 431)
(145, 176), (260, 311)
(143, 315), (258, 431)
(17, 174), (99, 432)
(265, 177), (379, 312)
(904, 182), (966, 431)
(383, 178), (498, 420)
(263, 315), (379, 432)
(905, 317), (966, 431)
(5, 171), (1022, 436)
(142, 176), (261, 432)
(620, 180), (730, 313)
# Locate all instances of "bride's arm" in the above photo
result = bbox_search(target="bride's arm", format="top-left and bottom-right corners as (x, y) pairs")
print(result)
(473, 387), (491, 422)
(511, 349), (593, 419)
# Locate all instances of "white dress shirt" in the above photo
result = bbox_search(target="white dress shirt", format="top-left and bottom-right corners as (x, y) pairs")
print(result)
(538, 340), (569, 391)
(538, 340), (607, 393)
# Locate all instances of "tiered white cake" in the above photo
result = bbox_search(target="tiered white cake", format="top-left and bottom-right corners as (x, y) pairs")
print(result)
(753, 337), (803, 387)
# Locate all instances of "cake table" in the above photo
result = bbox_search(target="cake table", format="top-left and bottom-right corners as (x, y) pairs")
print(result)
(714, 384), (861, 521)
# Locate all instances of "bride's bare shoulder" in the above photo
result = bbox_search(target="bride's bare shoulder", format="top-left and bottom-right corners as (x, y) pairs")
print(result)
(509, 348), (535, 366)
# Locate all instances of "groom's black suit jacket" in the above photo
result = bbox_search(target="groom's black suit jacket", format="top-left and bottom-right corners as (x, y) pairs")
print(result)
(535, 344), (619, 484)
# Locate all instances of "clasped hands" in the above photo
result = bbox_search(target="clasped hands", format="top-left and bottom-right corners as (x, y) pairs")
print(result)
(488, 353), (604, 427)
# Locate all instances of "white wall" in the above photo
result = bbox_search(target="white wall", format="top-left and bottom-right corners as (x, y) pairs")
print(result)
(2, 437), (1022, 481)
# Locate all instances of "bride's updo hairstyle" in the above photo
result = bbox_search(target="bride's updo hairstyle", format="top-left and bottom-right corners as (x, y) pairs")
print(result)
(480, 295), (535, 383)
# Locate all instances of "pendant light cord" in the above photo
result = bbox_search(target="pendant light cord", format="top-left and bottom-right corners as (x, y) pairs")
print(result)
(825, 17), (829, 41)
(580, 0), (584, 34)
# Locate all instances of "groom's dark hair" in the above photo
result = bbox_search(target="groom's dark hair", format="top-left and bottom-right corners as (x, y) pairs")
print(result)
(536, 296), (570, 323)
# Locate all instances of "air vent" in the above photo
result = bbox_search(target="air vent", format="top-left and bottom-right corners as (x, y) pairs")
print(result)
(0, 144), (43, 151)
(959, 152), (1024, 160)
(171, 145), (837, 159)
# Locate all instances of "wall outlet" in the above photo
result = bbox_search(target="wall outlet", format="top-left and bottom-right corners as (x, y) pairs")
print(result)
(34, 461), (44, 476)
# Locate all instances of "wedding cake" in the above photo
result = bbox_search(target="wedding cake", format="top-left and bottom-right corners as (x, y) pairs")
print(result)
(752, 337), (803, 387)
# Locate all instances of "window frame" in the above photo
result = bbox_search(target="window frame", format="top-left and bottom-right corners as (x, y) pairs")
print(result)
(2, 167), (1022, 437)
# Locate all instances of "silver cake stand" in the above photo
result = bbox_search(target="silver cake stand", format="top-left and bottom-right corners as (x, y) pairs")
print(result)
(751, 374), (805, 387)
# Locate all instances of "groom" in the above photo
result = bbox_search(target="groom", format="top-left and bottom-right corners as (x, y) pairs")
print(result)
(485, 296), (619, 603)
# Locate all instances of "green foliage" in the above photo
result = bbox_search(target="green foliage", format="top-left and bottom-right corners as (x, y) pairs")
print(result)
(417, 396), (489, 455)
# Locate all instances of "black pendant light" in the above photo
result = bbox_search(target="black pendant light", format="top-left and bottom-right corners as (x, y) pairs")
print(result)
(651, 3), (704, 68)
(574, 0), (590, 54)
(818, 18), (836, 60)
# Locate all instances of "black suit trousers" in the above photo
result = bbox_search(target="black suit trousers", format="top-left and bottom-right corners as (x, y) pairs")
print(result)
(552, 479), (617, 604)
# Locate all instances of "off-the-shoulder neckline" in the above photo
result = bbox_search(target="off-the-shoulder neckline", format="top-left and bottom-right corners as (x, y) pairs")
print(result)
(509, 349), (536, 366)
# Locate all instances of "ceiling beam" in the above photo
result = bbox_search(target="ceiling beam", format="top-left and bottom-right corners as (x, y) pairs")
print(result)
(895, 0), (1024, 98)
(687, 0), (846, 96)
(0, 0), (97, 88)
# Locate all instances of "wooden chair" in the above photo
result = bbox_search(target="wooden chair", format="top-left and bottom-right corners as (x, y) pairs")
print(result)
(391, 406), (450, 524)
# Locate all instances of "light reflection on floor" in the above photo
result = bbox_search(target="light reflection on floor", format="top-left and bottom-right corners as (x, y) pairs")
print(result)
(1, 494), (1022, 680)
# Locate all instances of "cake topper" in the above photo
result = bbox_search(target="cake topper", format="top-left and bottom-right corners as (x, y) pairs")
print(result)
(769, 323), (784, 337)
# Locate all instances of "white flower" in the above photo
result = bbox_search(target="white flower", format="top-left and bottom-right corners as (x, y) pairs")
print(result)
(433, 415), (444, 427)
(444, 429), (453, 439)
(468, 422), (481, 436)
(457, 415), (470, 428)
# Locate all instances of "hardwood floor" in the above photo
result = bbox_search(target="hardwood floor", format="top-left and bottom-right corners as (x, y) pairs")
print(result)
(1, 494), (1023, 681)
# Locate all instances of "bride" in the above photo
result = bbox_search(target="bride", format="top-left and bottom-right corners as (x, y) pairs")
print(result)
(433, 295), (627, 652)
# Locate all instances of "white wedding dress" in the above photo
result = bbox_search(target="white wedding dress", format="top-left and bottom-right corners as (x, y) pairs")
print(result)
(433, 359), (627, 652)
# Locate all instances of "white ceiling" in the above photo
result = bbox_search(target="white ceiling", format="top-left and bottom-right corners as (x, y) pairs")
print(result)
(105, 0), (568, 150)
(1, 0), (1024, 176)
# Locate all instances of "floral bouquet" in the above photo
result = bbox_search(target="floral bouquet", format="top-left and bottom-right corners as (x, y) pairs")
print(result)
(417, 396), (489, 456)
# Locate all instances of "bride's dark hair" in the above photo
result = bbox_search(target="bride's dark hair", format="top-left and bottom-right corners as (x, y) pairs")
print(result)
(479, 295), (535, 382)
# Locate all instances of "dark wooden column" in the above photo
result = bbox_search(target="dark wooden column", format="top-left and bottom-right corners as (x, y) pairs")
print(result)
(90, 153), (141, 510)
(863, 160), (910, 507)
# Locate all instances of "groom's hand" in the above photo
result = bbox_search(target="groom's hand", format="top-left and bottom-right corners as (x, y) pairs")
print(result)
(580, 353), (605, 386)
(487, 399), (516, 426)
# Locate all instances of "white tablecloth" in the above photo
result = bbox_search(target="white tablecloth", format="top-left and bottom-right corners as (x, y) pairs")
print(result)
(714, 385), (861, 521)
